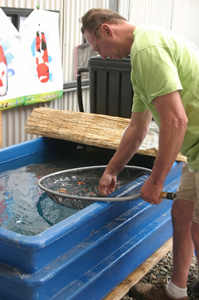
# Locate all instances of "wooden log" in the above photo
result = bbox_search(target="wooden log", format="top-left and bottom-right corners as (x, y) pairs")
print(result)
(25, 107), (187, 162)
(25, 107), (130, 149)
(104, 238), (172, 300)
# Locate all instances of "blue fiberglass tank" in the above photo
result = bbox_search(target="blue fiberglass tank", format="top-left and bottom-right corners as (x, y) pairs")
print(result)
(0, 137), (183, 300)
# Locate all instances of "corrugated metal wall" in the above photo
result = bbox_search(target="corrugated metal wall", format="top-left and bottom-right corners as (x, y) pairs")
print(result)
(1, 0), (199, 147)
(0, 0), (109, 147)
(119, 0), (199, 46)
(1, 89), (91, 146)
(172, 0), (199, 46)
(128, 0), (174, 29)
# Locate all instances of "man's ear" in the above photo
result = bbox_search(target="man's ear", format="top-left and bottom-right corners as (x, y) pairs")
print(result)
(101, 24), (113, 37)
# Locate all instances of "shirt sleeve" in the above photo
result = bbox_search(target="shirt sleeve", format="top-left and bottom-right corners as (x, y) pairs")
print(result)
(132, 92), (148, 112)
(133, 46), (183, 104)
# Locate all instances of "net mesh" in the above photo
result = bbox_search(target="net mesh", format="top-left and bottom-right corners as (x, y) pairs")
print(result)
(38, 165), (151, 209)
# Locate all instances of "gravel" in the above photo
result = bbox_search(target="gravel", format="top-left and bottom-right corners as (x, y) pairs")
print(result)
(122, 251), (199, 300)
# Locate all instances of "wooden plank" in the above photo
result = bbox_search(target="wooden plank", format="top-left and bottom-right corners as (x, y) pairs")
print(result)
(104, 238), (173, 300)
(0, 111), (2, 148)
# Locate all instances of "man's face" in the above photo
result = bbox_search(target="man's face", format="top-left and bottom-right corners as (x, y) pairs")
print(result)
(84, 24), (126, 60)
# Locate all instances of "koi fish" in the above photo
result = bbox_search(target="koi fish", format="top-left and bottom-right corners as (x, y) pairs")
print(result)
(57, 188), (68, 193)
(36, 30), (49, 83)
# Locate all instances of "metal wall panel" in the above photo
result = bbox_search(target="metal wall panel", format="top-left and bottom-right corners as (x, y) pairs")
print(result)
(118, 0), (131, 20)
(119, 0), (199, 46)
(0, 0), (62, 10)
(172, 0), (199, 46)
(127, 0), (174, 28)
(1, 88), (90, 147)
(62, 0), (109, 82)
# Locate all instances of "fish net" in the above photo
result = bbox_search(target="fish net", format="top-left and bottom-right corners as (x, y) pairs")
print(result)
(38, 165), (151, 209)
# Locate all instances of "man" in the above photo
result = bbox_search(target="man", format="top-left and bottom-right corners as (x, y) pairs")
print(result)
(81, 8), (199, 300)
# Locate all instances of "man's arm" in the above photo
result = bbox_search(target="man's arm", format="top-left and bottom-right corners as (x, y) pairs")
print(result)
(141, 91), (188, 204)
(98, 109), (152, 195)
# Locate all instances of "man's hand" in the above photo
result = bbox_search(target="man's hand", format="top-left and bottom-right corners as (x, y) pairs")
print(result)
(140, 175), (164, 205)
(98, 173), (117, 196)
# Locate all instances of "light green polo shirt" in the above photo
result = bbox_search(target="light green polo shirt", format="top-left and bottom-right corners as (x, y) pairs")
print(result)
(131, 26), (199, 171)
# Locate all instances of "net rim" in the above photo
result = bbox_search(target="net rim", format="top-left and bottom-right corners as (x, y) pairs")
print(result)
(38, 165), (152, 202)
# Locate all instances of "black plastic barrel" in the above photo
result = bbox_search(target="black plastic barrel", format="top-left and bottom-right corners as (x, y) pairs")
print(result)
(88, 56), (134, 118)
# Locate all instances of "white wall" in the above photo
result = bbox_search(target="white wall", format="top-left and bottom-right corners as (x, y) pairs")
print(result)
(172, 0), (199, 46)
(118, 0), (199, 46)
(128, 0), (173, 29)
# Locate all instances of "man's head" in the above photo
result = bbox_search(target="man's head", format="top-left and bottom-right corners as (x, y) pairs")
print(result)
(81, 8), (126, 36)
(81, 9), (133, 60)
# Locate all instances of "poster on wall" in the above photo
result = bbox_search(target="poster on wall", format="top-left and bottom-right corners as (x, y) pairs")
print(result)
(20, 8), (63, 106)
(0, 8), (63, 110)
(0, 8), (23, 110)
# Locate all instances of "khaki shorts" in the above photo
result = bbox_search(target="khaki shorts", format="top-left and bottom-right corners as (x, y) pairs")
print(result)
(177, 164), (199, 224)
